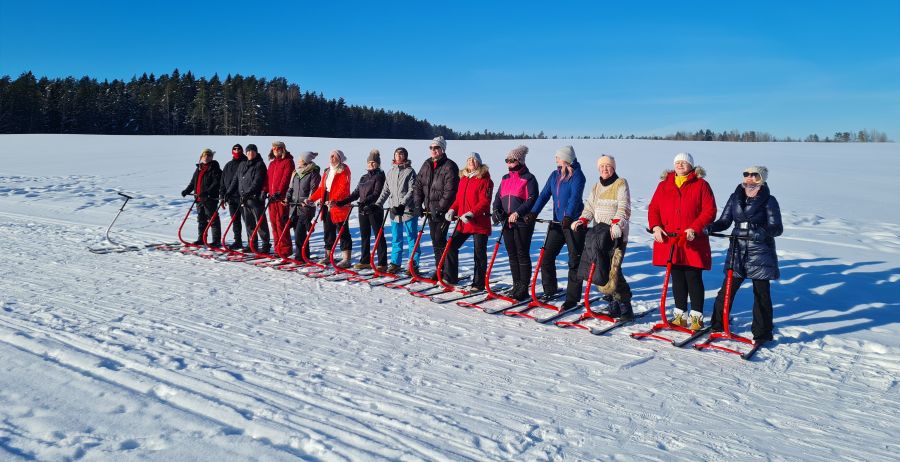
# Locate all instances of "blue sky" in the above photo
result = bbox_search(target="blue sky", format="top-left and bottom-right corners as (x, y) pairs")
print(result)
(1, 0), (898, 138)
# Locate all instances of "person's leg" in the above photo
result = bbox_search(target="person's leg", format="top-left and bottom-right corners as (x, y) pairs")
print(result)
(710, 274), (743, 331)
(373, 209), (387, 267)
(472, 233), (488, 290)
(541, 225), (565, 295)
(684, 267), (706, 329)
(502, 226), (521, 286)
(195, 201), (210, 244)
(443, 231), (466, 285)
(389, 220), (403, 266)
(406, 219), (420, 268)
(358, 211), (372, 264)
(228, 200), (243, 246)
(751, 279), (774, 341)
(208, 200), (222, 245)
(670, 266), (688, 325)
(430, 216), (450, 276)
(322, 208), (336, 254)
(241, 200), (257, 250)
(293, 210), (306, 260)
(562, 226), (586, 306)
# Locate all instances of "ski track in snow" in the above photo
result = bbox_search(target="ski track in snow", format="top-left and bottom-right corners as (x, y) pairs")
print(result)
(1, 136), (900, 461)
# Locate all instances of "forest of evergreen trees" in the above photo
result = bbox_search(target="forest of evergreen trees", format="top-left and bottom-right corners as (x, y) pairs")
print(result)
(0, 71), (890, 142)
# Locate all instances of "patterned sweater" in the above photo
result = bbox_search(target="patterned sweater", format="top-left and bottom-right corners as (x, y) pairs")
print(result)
(579, 177), (631, 240)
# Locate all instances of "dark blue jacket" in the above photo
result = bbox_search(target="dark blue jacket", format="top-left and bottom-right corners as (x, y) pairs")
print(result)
(530, 161), (586, 222)
(708, 184), (783, 280)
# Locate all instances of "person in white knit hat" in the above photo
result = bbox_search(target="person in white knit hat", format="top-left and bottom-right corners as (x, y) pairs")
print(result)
(648, 152), (716, 330)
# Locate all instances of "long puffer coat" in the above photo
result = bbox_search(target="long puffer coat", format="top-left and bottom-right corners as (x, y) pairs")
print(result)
(648, 167), (716, 269)
(267, 152), (295, 199)
(450, 166), (493, 235)
(708, 184), (783, 280)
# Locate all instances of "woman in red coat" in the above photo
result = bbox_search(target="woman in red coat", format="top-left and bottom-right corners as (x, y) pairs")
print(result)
(648, 152), (716, 330)
(267, 141), (295, 257)
(309, 150), (353, 267)
(444, 152), (493, 290)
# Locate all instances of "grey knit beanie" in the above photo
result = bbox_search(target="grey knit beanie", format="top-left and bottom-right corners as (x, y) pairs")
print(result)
(555, 145), (576, 164)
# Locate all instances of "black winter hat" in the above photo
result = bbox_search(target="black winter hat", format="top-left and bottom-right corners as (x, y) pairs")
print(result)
(246, 144), (258, 153)
(232, 143), (243, 151)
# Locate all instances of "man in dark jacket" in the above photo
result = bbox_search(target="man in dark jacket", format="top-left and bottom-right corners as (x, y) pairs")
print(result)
(339, 149), (387, 269)
(181, 148), (222, 246)
(412, 136), (459, 279)
(236, 144), (270, 253)
(219, 143), (247, 250)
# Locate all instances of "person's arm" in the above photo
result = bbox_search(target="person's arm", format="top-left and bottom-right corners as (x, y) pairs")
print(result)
(564, 170), (587, 220)
(530, 176), (552, 214)
(708, 193), (735, 233)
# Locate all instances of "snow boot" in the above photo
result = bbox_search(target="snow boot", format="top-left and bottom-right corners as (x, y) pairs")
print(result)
(336, 250), (352, 268)
(387, 263), (402, 274)
(671, 309), (687, 327)
(606, 300), (622, 317)
(618, 300), (634, 321)
(228, 241), (243, 251)
(689, 311), (704, 331)
(353, 262), (370, 270)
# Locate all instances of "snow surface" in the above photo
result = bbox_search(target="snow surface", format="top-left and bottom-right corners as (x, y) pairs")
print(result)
(1, 134), (898, 461)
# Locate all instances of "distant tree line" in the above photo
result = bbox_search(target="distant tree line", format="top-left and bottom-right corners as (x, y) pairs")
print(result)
(0, 71), (891, 142)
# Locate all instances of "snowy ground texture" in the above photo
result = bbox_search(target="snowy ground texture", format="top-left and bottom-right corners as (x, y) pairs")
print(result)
(1, 134), (898, 461)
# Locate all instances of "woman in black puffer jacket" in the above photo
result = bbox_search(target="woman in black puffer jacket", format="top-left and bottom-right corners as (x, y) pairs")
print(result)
(706, 166), (783, 342)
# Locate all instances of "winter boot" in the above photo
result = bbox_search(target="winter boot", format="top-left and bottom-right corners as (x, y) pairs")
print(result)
(229, 241), (243, 251)
(317, 256), (330, 265)
(375, 265), (388, 273)
(353, 262), (370, 270)
(606, 300), (622, 318)
(336, 250), (352, 268)
(192, 239), (204, 246)
(387, 263), (402, 274)
(689, 311), (704, 331)
(671, 309), (687, 327)
(514, 282), (531, 301)
(618, 300), (634, 322)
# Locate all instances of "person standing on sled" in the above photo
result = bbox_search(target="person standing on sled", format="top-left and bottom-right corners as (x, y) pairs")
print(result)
(376, 147), (419, 274)
(181, 148), (222, 246)
(648, 152), (716, 330)
(288, 151), (321, 260)
(572, 155), (633, 319)
(237, 144), (270, 253)
(338, 149), (387, 271)
(412, 136), (460, 280)
(492, 145), (539, 301)
(308, 150), (353, 268)
(267, 141), (295, 257)
(706, 166), (782, 343)
(444, 152), (493, 291)
(525, 145), (587, 309)
(220, 144), (247, 250)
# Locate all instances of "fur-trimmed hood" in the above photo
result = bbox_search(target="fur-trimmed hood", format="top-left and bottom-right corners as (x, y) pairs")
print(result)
(660, 165), (706, 181)
(460, 164), (490, 179)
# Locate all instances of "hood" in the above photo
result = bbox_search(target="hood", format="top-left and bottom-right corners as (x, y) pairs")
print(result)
(659, 165), (706, 181)
(460, 164), (490, 179)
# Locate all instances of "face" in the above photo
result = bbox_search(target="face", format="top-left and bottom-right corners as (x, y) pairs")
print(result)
(598, 162), (615, 180)
(430, 145), (443, 159)
(272, 145), (284, 157)
(232, 147), (243, 156)
(201, 152), (212, 164)
(555, 156), (567, 168)
(367, 160), (378, 171)
(743, 171), (762, 186)
(467, 158), (477, 170)
(246, 150), (257, 159)
(505, 157), (519, 169)
(674, 160), (691, 175)
(330, 152), (340, 165)
(394, 151), (406, 164)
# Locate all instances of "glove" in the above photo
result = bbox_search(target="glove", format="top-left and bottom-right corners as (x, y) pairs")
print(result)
(181, 189), (190, 197)
(562, 216), (573, 230)
(610, 223), (622, 239)
(365, 204), (380, 214)
(391, 205), (405, 217)
(524, 212), (537, 224)
(445, 209), (457, 221)
(751, 226), (768, 241)
(336, 198), (350, 207)
(413, 207), (424, 218)
(460, 212), (474, 223)
(703, 225), (712, 236)
(492, 209), (506, 225)
(270, 193), (282, 201)
(571, 217), (587, 231)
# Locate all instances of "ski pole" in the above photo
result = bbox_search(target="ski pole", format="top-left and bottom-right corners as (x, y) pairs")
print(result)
(103, 192), (133, 247)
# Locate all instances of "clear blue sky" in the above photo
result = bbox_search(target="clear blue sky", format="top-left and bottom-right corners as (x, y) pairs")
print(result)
(2, 0), (898, 139)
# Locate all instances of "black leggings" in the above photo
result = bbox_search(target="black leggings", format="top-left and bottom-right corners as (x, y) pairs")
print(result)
(671, 265), (705, 314)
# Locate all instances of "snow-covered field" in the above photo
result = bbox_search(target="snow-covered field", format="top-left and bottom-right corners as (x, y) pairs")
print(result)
(1, 134), (898, 461)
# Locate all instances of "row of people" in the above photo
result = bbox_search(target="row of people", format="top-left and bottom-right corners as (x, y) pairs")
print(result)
(181, 138), (782, 342)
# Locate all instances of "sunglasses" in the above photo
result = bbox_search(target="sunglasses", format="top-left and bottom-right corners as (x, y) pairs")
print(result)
(743, 171), (761, 179)
(232, 148), (241, 151)
(429, 146), (442, 151)
(505, 158), (518, 164)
